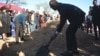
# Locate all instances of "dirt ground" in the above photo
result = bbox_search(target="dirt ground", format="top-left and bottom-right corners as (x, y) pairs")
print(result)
(0, 22), (100, 56)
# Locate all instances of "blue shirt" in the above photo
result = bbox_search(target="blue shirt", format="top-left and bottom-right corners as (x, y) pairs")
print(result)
(14, 13), (28, 27)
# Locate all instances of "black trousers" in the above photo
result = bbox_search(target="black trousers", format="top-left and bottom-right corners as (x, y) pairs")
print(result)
(66, 15), (84, 51)
(86, 22), (93, 33)
(92, 21), (100, 39)
(15, 22), (23, 42)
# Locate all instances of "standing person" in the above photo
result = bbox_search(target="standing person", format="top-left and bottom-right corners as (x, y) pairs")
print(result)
(25, 11), (36, 39)
(91, 0), (100, 40)
(0, 7), (11, 41)
(30, 10), (36, 32)
(49, 0), (85, 56)
(10, 12), (15, 37)
(39, 15), (46, 28)
(35, 13), (40, 29)
(85, 10), (93, 34)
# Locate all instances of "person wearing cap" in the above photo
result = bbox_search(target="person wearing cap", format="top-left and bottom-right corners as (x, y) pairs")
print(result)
(49, 0), (85, 56)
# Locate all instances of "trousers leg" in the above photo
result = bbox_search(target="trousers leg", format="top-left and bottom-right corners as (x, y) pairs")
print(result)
(98, 26), (100, 38)
(93, 24), (98, 39)
(66, 23), (80, 51)
(15, 23), (20, 42)
(19, 24), (23, 39)
(30, 24), (36, 32)
(66, 14), (84, 51)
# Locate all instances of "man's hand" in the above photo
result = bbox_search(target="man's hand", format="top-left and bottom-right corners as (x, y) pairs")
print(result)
(0, 21), (2, 27)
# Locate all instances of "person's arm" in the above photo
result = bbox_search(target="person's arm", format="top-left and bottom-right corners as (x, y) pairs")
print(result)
(0, 14), (2, 27)
(56, 15), (66, 34)
(0, 20), (2, 27)
(90, 7), (93, 16)
(47, 15), (66, 47)
(50, 15), (66, 41)
(25, 16), (29, 25)
(22, 15), (26, 28)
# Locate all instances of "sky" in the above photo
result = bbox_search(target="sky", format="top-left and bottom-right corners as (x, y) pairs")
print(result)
(21, 0), (100, 15)
(0, 0), (100, 14)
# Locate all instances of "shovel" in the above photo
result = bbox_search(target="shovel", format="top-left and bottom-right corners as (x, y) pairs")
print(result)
(36, 35), (56, 56)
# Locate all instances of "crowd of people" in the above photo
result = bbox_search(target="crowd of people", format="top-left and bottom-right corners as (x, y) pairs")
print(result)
(0, 6), (60, 43)
(0, 0), (100, 56)
(81, 0), (100, 40)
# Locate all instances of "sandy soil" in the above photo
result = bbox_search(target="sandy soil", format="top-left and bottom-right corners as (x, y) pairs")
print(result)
(0, 21), (100, 56)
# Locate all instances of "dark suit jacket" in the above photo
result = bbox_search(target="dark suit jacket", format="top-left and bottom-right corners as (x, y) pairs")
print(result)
(50, 2), (85, 33)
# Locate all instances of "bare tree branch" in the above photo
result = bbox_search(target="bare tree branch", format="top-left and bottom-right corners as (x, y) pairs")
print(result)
(3, 0), (27, 6)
